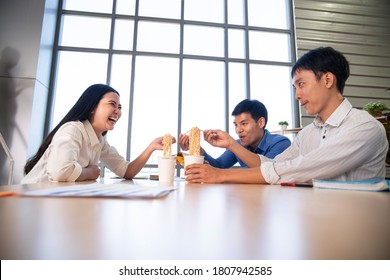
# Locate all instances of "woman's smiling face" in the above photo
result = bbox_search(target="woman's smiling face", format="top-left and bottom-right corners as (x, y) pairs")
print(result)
(89, 91), (122, 136)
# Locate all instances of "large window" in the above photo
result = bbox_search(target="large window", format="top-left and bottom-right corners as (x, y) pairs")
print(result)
(50, 0), (296, 174)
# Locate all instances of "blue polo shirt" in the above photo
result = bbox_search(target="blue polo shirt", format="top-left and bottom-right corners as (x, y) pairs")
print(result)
(203, 129), (291, 168)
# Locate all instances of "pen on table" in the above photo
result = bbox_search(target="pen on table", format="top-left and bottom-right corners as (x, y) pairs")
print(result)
(281, 182), (313, 187)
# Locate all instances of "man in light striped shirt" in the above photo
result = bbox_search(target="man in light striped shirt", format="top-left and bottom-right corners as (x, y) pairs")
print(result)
(185, 47), (388, 184)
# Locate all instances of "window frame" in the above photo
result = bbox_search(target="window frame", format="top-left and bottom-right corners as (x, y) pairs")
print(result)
(47, 0), (298, 174)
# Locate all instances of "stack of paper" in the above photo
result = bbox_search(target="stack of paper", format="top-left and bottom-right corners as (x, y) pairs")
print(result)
(312, 179), (389, 192)
(22, 183), (176, 198)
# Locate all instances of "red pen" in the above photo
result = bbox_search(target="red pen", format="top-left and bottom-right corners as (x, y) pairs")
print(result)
(281, 182), (313, 187)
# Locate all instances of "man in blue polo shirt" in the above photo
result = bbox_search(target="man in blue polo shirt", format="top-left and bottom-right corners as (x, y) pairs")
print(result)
(178, 99), (291, 168)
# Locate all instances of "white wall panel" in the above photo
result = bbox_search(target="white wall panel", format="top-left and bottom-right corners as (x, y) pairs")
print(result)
(294, 0), (390, 110)
(0, 0), (58, 184)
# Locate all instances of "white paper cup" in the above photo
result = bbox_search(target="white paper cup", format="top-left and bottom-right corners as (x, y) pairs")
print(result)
(158, 156), (176, 183)
(184, 155), (204, 168)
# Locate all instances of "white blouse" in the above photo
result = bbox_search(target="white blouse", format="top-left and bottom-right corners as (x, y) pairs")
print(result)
(21, 120), (129, 184)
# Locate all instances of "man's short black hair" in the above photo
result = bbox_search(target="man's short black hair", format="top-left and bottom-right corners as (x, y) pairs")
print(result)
(232, 99), (268, 126)
(291, 46), (350, 93)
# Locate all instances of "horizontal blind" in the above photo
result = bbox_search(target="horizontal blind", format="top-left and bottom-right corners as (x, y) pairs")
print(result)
(293, 0), (390, 125)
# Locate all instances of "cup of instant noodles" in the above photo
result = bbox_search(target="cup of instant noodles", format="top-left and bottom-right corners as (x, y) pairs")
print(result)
(183, 155), (204, 168)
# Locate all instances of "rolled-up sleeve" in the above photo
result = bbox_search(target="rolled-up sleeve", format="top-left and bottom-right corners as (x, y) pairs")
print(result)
(260, 157), (279, 184)
(46, 124), (84, 182)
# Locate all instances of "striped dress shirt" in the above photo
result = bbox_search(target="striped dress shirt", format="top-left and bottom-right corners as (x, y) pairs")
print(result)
(260, 98), (388, 184)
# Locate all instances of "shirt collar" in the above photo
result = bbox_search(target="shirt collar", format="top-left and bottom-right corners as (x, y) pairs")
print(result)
(250, 129), (271, 154)
(313, 98), (352, 128)
(83, 120), (102, 146)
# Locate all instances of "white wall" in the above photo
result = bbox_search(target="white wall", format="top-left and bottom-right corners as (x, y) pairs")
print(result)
(293, 0), (390, 124)
(293, 0), (390, 176)
(0, 0), (58, 184)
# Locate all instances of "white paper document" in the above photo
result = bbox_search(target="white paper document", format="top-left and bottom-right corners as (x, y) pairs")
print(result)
(22, 183), (176, 198)
(312, 179), (389, 191)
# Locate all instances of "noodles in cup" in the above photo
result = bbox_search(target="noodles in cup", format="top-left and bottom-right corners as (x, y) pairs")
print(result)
(163, 134), (173, 156)
(189, 127), (201, 156)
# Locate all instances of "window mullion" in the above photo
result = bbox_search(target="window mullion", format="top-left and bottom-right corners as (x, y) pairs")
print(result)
(244, 0), (250, 99)
(224, 0), (229, 132)
(126, 0), (140, 161)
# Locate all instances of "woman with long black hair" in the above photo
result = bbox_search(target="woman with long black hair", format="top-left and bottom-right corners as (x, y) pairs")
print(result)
(22, 84), (172, 183)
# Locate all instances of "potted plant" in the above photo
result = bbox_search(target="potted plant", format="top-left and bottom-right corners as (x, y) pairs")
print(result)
(363, 101), (389, 117)
(278, 121), (289, 130)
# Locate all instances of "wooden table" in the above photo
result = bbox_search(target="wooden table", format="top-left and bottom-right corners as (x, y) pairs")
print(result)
(1, 178), (389, 260)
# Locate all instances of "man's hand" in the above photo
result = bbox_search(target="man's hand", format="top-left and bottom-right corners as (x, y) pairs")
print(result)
(178, 133), (190, 151)
(184, 163), (224, 183)
(203, 129), (235, 149)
